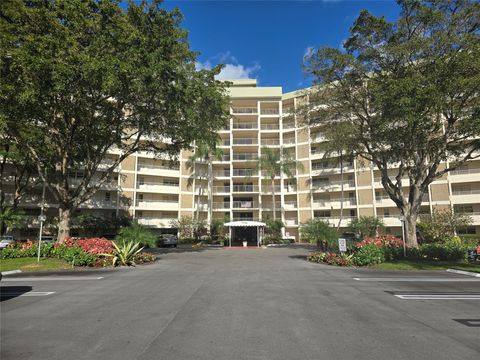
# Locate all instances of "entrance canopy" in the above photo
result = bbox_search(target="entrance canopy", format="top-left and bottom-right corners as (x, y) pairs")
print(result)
(223, 221), (266, 247)
(224, 221), (266, 227)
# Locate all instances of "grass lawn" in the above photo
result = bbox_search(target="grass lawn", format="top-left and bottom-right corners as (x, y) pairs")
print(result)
(375, 259), (480, 273)
(0, 257), (71, 272)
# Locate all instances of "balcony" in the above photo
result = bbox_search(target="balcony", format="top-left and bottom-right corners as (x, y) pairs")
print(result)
(314, 216), (355, 227)
(135, 199), (178, 211)
(260, 108), (279, 115)
(213, 170), (231, 177)
(136, 163), (179, 176)
(233, 123), (257, 130)
(232, 169), (255, 177)
(219, 140), (231, 146)
(283, 121), (295, 129)
(284, 201), (298, 209)
(213, 186), (231, 194)
(312, 180), (356, 191)
(262, 202), (281, 210)
(137, 217), (176, 228)
(232, 153), (257, 161)
(213, 155), (231, 162)
(283, 138), (295, 145)
(232, 184), (259, 192)
(213, 202), (230, 209)
(232, 107), (257, 114)
(233, 138), (258, 146)
(260, 124), (280, 130)
(313, 197), (357, 208)
(136, 182), (179, 193)
(262, 185), (281, 193)
(449, 168), (480, 182)
(260, 139), (280, 146)
(451, 189), (480, 204)
(232, 201), (257, 209)
(284, 219), (297, 226)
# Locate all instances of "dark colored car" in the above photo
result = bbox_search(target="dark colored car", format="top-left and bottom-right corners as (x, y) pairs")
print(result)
(158, 234), (177, 248)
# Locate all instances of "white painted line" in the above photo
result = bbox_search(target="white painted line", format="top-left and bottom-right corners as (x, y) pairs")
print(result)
(1, 270), (22, 276)
(352, 277), (480, 282)
(446, 269), (480, 278)
(395, 294), (480, 300)
(2, 276), (104, 282)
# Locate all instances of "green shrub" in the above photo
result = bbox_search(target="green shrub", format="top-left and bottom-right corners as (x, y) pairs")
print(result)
(52, 245), (96, 266)
(115, 222), (157, 248)
(307, 251), (353, 266)
(419, 243), (468, 261)
(178, 237), (197, 244)
(353, 244), (385, 266)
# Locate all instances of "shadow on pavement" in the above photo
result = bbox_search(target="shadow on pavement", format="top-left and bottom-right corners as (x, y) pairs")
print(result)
(0, 286), (33, 301)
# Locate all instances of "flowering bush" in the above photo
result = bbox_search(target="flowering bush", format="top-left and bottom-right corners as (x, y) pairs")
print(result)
(76, 238), (113, 255)
(356, 235), (403, 249)
(307, 251), (353, 266)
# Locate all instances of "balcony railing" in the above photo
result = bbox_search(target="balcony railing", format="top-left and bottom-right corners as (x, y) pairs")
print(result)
(137, 163), (179, 172)
(232, 153), (257, 161)
(262, 202), (282, 209)
(220, 140), (231, 146)
(213, 202), (230, 209)
(232, 169), (254, 177)
(449, 168), (480, 175)
(233, 123), (257, 129)
(213, 186), (230, 193)
(232, 201), (257, 209)
(262, 185), (281, 192)
(260, 108), (279, 115)
(260, 124), (279, 130)
(313, 198), (357, 206)
(136, 199), (178, 206)
(260, 139), (280, 146)
(284, 201), (298, 208)
(283, 122), (295, 129)
(213, 170), (230, 177)
(452, 189), (480, 195)
(283, 138), (295, 145)
(312, 180), (356, 189)
(232, 185), (259, 192)
(232, 107), (257, 114)
(233, 138), (258, 145)
(137, 181), (179, 188)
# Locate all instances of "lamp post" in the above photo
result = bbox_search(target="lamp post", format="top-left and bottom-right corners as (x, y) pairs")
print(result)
(37, 170), (47, 262)
(399, 215), (406, 258)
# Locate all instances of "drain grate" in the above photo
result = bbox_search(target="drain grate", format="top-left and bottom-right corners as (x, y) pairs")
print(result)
(453, 319), (480, 327)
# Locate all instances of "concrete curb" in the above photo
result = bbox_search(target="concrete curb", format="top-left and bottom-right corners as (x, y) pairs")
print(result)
(1, 270), (22, 276)
(446, 268), (480, 278)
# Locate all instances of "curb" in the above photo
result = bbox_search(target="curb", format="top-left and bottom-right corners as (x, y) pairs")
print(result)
(1, 270), (22, 276)
(446, 268), (480, 278)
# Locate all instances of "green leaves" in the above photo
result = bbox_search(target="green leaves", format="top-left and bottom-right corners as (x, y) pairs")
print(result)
(103, 240), (144, 267)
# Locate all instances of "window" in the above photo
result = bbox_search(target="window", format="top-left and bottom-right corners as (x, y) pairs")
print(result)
(104, 192), (111, 202)
(138, 176), (145, 185)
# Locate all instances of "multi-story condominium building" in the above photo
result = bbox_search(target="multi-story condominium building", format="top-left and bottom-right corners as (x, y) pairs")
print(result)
(4, 79), (480, 243)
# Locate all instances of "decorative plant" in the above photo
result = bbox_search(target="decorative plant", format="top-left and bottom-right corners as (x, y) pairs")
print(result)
(115, 222), (157, 248)
(103, 240), (144, 266)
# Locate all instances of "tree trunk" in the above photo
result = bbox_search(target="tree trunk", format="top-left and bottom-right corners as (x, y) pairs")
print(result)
(404, 210), (419, 248)
(271, 178), (276, 221)
(57, 206), (72, 243)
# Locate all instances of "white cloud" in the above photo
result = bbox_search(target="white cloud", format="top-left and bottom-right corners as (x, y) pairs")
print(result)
(196, 52), (260, 81)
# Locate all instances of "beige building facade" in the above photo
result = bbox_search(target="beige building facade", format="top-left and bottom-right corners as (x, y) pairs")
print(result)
(4, 80), (480, 241)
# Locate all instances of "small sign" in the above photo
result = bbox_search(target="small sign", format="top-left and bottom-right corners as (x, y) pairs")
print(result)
(38, 215), (46, 222)
(338, 238), (347, 252)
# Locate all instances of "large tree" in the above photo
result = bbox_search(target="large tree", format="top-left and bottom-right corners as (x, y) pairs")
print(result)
(0, 0), (229, 241)
(302, 0), (480, 247)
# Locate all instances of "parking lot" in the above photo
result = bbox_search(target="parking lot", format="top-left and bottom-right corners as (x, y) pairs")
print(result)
(1, 247), (479, 360)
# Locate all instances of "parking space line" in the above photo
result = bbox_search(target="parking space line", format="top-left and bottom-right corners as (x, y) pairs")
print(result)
(0, 292), (55, 297)
(395, 294), (480, 300)
(352, 277), (480, 282)
(2, 276), (104, 282)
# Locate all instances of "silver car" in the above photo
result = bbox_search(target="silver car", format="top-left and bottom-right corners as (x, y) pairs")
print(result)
(0, 236), (14, 249)
(158, 234), (177, 248)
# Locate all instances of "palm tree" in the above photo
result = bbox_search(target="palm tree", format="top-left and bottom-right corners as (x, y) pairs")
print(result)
(186, 141), (223, 226)
(253, 147), (303, 221)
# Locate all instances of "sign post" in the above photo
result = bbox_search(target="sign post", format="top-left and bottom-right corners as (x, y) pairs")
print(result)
(338, 238), (347, 253)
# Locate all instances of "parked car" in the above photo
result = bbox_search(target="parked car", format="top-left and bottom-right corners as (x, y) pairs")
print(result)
(0, 236), (14, 249)
(157, 234), (177, 248)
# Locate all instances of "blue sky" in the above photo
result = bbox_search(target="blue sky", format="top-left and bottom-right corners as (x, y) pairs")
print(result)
(162, 1), (401, 93)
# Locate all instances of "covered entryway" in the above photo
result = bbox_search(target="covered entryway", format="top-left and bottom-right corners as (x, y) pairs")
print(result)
(224, 221), (266, 247)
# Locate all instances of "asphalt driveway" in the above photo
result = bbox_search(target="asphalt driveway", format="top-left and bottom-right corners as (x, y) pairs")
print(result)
(1, 247), (479, 360)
